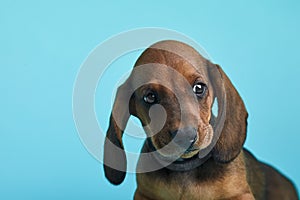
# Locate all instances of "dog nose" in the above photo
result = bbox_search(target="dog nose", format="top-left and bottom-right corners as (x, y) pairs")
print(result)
(170, 127), (198, 150)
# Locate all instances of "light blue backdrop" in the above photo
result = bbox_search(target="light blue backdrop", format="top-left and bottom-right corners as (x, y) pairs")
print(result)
(1, 1), (299, 199)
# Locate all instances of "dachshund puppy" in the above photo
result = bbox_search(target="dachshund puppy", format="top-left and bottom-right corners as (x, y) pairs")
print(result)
(103, 40), (298, 200)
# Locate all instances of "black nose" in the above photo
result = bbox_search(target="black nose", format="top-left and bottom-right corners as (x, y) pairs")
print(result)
(170, 127), (198, 150)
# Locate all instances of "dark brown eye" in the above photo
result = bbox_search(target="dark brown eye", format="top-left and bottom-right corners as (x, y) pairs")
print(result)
(193, 82), (207, 98)
(143, 92), (157, 104)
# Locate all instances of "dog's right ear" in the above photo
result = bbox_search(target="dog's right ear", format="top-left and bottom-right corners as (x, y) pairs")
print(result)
(103, 81), (136, 185)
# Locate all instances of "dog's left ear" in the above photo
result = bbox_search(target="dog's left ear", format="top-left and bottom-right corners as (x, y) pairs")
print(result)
(103, 80), (136, 185)
(208, 63), (248, 163)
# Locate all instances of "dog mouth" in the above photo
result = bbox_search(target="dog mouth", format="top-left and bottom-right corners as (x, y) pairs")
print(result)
(177, 147), (200, 160)
(147, 138), (200, 161)
(174, 151), (199, 162)
(146, 138), (212, 171)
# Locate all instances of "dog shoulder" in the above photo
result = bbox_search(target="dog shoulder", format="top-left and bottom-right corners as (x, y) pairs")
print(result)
(243, 148), (298, 200)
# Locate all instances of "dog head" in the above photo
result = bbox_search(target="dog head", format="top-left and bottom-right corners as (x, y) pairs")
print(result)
(103, 40), (248, 185)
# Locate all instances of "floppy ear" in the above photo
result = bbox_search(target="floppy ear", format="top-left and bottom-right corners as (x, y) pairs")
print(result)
(208, 64), (248, 163)
(103, 82), (136, 185)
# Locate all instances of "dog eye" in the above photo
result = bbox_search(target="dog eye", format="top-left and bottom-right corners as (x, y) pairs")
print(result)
(193, 82), (207, 98)
(143, 92), (157, 104)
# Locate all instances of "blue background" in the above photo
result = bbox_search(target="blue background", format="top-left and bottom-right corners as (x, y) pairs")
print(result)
(1, 0), (299, 199)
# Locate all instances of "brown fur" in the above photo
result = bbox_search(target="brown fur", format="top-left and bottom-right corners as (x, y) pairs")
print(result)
(103, 40), (298, 199)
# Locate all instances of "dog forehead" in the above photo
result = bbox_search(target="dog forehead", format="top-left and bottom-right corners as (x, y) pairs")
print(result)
(134, 40), (209, 82)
